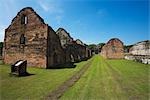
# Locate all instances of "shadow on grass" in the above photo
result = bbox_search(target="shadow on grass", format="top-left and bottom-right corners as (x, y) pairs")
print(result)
(47, 57), (91, 69)
(9, 72), (35, 77)
(73, 57), (89, 63)
(47, 62), (76, 69)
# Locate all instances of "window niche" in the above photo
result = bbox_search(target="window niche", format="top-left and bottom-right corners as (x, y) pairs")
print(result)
(20, 34), (26, 44)
(112, 46), (116, 52)
(21, 15), (28, 24)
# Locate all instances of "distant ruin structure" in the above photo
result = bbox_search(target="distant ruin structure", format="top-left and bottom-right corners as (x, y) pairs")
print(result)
(129, 40), (150, 55)
(56, 28), (91, 63)
(101, 38), (124, 59)
(125, 40), (150, 64)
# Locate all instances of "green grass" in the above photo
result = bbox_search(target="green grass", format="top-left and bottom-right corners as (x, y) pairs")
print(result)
(0, 60), (3, 65)
(0, 56), (149, 100)
(0, 59), (90, 100)
(61, 55), (149, 100)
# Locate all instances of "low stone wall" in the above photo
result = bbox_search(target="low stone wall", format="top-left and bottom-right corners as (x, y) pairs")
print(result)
(125, 54), (150, 64)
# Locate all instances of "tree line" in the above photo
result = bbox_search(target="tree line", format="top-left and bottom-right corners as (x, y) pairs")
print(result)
(0, 42), (3, 56)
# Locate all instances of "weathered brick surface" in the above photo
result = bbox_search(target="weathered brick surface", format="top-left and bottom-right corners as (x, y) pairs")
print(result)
(125, 40), (150, 64)
(56, 28), (91, 62)
(47, 26), (66, 68)
(3, 7), (65, 68)
(129, 40), (150, 56)
(56, 28), (73, 48)
(101, 38), (124, 59)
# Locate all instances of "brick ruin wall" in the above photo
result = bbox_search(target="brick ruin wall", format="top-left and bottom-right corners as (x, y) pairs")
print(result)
(47, 27), (66, 68)
(101, 38), (124, 59)
(56, 28), (91, 63)
(3, 7), (92, 68)
(3, 8), (48, 68)
(125, 40), (150, 64)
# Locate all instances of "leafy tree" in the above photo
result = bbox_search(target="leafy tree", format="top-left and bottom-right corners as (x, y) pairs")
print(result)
(98, 43), (105, 49)
(87, 44), (97, 50)
(98, 43), (105, 47)
(124, 45), (133, 53)
(0, 42), (3, 47)
(88, 43), (105, 54)
(0, 42), (3, 56)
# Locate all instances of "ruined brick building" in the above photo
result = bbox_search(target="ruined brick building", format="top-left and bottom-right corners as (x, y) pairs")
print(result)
(3, 7), (66, 68)
(101, 38), (124, 59)
(3, 7), (91, 68)
(125, 40), (150, 64)
(129, 40), (150, 56)
(56, 28), (76, 62)
(56, 28), (73, 48)
(75, 39), (91, 60)
(56, 28), (91, 63)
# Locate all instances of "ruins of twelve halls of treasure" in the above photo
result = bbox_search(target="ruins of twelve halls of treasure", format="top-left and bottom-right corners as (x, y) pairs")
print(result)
(3, 7), (91, 68)
(2, 7), (150, 68)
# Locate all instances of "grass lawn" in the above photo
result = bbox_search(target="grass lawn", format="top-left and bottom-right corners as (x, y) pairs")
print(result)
(61, 55), (149, 100)
(0, 59), (91, 100)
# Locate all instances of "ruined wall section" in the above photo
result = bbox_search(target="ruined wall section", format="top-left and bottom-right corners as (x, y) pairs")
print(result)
(47, 26), (66, 68)
(129, 40), (150, 56)
(101, 38), (124, 59)
(56, 28), (73, 48)
(4, 7), (48, 68)
(56, 28), (75, 63)
(125, 40), (150, 64)
(75, 39), (87, 61)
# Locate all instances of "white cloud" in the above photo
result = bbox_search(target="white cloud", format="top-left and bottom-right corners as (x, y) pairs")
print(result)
(0, 0), (17, 42)
(37, 0), (64, 25)
(0, 0), (17, 18)
(0, 25), (7, 42)
(55, 15), (63, 25)
(39, 2), (49, 12)
(38, 0), (63, 14)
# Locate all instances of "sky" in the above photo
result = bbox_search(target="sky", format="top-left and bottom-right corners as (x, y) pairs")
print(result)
(0, 0), (149, 45)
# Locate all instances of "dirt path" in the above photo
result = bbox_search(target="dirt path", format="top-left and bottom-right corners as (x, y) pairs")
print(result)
(45, 59), (93, 100)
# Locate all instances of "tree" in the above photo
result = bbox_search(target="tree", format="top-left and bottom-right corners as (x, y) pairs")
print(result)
(0, 42), (3, 48)
(88, 44), (97, 50)
(0, 42), (3, 56)
(124, 45), (133, 53)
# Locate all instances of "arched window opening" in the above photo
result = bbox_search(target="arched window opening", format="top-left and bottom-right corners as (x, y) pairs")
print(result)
(112, 46), (116, 52)
(21, 15), (27, 24)
(70, 54), (74, 62)
(20, 34), (25, 44)
(25, 16), (27, 24)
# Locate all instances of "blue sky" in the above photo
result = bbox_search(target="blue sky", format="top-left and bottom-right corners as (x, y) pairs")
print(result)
(0, 0), (149, 45)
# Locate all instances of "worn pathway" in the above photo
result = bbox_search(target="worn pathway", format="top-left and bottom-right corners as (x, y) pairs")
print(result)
(60, 55), (149, 100)
(45, 58), (93, 100)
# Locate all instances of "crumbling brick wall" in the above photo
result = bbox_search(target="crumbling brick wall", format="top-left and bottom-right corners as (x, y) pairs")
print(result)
(129, 40), (150, 56)
(101, 38), (124, 59)
(47, 26), (66, 68)
(3, 7), (66, 68)
(4, 7), (48, 68)
(56, 28), (90, 62)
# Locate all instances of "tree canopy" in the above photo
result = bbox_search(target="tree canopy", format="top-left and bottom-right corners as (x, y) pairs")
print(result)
(0, 42), (3, 48)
